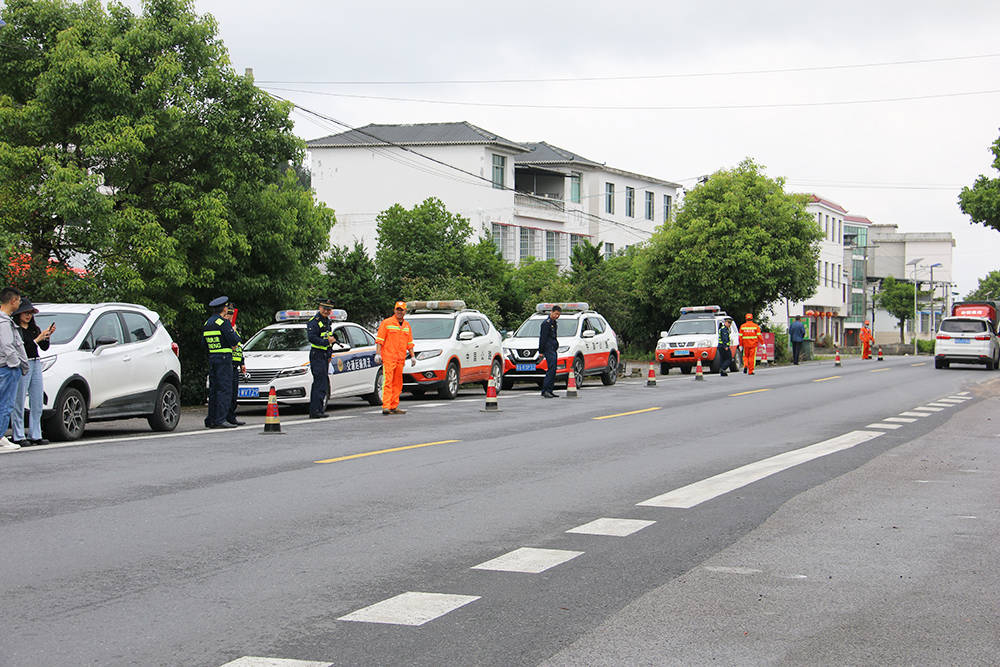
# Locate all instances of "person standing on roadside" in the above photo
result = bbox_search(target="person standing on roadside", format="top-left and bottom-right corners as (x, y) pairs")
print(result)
(203, 295), (241, 429)
(740, 313), (762, 375)
(538, 305), (561, 398)
(717, 316), (734, 377)
(789, 316), (806, 365)
(225, 301), (246, 426)
(11, 298), (52, 446)
(0, 287), (29, 450)
(375, 301), (415, 415)
(306, 299), (336, 419)
(859, 320), (874, 360)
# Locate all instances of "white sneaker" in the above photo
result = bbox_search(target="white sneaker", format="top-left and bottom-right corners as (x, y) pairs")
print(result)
(0, 437), (21, 451)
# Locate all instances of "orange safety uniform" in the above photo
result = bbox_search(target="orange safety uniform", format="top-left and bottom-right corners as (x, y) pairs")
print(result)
(739, 318), (762, 374)
(859, 324), (873, 360)
(375, 316), (414, 411)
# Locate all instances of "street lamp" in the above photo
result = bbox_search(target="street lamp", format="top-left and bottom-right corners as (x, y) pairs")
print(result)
(907, 258), (924, 355)
(928, 263), (943, 334)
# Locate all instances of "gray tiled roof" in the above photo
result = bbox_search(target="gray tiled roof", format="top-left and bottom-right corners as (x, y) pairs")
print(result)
(307, 121), (527, 152)
(515, 141), (603, 167)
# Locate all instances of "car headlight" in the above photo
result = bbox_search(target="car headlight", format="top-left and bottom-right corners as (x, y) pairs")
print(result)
(415, 349), (442, 360)
(277, 366), (309, 378)
(557, 345), (569, 353)
(656, 342), (668, 349)
(41, 355), (57, 372)
(697, 339), (712, 347)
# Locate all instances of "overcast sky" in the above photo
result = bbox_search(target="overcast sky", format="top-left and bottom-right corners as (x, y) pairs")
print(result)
(172, 1), (999, 293)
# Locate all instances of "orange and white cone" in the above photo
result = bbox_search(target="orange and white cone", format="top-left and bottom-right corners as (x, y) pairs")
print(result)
(695, 358), (705, 381)
(481, 375), (501, 412)
(262, 385), (282, 434)
(834, 348), (841, 367)
(566, 371), (579, 398)
(878, 346), (884, 361)
(646, 362), (657, 387)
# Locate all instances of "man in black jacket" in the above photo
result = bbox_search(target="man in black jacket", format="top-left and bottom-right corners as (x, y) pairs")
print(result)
(538, 305), (561, 398)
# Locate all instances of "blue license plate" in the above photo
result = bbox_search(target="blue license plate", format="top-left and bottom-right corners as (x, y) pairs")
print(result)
(516, 363), (536, 372)
(956, 338), (970, 344)
(673, 350), (692, 357)
(238, 387), (260, 398)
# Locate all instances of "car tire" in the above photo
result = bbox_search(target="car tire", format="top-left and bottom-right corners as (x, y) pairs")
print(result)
(483, 358), (503, 394)
(601, 353), (618, 385)
(501, 378), (514, 391)
(679, 365), (691, 375)
(934, 358), (945, 369)
(438, 362), (460, 400)
(571, 356), (585, 388)
(46, 387), (87, 441)
(147, 382), (181, 432)
(660, 363), (670, 375)
(364, 369), (384, 406)
(709, 356), (721, 374)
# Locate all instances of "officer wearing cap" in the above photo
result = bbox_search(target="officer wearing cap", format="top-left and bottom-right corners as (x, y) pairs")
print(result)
(306, 299), (336, 418)
(203, 296), (241, 429)
(224, 301), (246, 426)
(717, 316), (734, 377)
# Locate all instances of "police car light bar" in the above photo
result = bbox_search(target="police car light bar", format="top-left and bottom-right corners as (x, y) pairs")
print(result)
(275, 309), (348, 322)
(408, 300), (466, 312)
(679, 305), (721, 314)
(536, 302), (590, 313)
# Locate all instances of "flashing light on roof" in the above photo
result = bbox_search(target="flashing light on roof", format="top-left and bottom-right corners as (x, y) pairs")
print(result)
(679, 305), (721, 314)
(409, 300), (467, 312)
(536, 302), (589, 313)
(275, 309), (348, 322)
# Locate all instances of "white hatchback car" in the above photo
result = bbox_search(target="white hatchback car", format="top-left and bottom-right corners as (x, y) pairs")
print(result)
(237, 310), (383, 408)
(501, 302), (619, 389)
(404, 301), (504, 399)
(33, 302), (182, 440)
(934, 316), (1000, 369)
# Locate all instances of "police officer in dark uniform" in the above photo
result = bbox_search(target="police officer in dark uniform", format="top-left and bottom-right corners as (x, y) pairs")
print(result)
(225, 301), (246, 426)
(306, 299), (336, 418)
(203, 296), (241, 428)
(538, 304), (561, 398)
(717, 316), (734, 377)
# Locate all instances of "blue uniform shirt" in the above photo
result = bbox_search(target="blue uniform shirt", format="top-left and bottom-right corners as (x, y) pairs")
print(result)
(538, 316), (559, 355)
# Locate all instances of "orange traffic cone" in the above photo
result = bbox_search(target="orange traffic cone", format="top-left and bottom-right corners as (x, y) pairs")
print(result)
(566, 371), (579, 398)
(481, 375), (501, 412)
(695, 358), (705, 381)
(878, 346), (884, 361)
(262, 385), (282, 434)
(646, 362), (657, 387)
(834, 348), (841, 367)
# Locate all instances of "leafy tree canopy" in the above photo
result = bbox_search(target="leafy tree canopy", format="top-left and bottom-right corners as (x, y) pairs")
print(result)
(876, 276), (917, 343)
(966, 270), (1000, 301)
(959, 131), (1000, 231)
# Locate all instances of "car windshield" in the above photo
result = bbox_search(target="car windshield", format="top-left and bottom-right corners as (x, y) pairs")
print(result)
(32, 313), (88, 345)
(940, 319), (988, 334)
(408, 317), (455, 340)
(243, 327), (310, 351)
(667, 319), (718, 335)
(514, 317), (579, 338)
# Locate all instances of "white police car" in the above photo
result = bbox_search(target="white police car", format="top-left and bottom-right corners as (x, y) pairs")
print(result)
(655, 305), (741, 374)
(238, 310), (382, 408)
(501, 302), (619, 390)
(404, 300), (504, 399)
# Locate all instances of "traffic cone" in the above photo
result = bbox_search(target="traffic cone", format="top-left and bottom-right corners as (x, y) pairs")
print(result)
(566, 371), (579, 398)
(878, 346), (884, 361)
(481, 375), (501, 412)
(646, 362), (657, 387)
(834, 348), (841, 367)
(262, 385), (282, 434)
(695, 358), (705, 381)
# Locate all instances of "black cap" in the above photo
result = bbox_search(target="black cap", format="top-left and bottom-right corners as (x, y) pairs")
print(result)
(208, 296), (228, 308)
(318, 298), (335, 308)
(12, 298), (38, 316)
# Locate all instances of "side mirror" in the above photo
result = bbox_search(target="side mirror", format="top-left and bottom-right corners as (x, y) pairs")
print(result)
(505, 331), (513, 339)
(458, 331), (474, 341)
(331, 341), (350, 352)
(93, 337), (118, 354)
(659, 331), (669, 338)
(582, 330), (596, 339)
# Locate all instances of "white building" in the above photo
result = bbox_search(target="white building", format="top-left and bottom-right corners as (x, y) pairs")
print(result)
(306, 122), (681, 268)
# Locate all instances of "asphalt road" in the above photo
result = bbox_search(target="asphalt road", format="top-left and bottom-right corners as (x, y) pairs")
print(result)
(1, 356), (997, 666)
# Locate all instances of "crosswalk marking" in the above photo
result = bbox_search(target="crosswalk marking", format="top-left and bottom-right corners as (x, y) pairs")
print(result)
(914, 406), (944, 412)
(926, 402), (953, 408)
(866, 423), (903, 430)
(472, 547), (583, 573)
(947, 395), (972, 401)
(884, 417), (917, 423)
(566, 518), (655, 536)
(899, 411), (932, 418)
(338, 592), (480, 626)
(219, 658), (332, 667)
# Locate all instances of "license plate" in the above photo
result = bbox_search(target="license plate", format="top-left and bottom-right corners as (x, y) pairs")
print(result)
(673, 350), (692, 357)
(238, 387), (260, 398)
(516, 363), (536, 371)
(956, 338), (970, 344)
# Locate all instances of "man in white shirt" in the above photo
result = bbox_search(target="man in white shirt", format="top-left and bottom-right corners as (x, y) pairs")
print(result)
(0, 286), (29, 451)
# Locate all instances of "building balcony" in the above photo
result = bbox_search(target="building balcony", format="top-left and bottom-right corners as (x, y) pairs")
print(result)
(514, 192), (567, 223)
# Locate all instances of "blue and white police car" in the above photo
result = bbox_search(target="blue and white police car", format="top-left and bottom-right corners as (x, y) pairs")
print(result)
(237, 310), (383, 408)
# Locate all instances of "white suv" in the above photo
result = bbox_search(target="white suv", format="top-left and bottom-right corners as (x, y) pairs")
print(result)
(33, 303), (182, 440)
(934, 316), (1000, 369)
(404, 301), (504, 399)
(655, 305), (741, 374)
(501, 302), (619, 389)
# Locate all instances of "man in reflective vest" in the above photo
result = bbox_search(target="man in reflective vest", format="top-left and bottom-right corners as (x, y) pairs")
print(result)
(307, 299), (336, 419)
(717, 316), (734, 377)
(225, 301), (246, 426)
(739, 313), (762, 375)
(375, 301), (415, 415)
(859, 320), (874, 360)
(203, 295), (241, 428)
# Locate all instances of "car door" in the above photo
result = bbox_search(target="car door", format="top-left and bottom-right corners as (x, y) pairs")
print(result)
(456, 317), (481, 382)
(327, 325), (358, 397)
(81, 311), (132, 412)
(468, 318), (491, 381)
(581, 317), (605, 371)
(344, 324), (380, 395)
(119, 310), (164, 409)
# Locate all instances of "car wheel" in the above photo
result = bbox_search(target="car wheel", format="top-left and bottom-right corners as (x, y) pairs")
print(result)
(46, 387), (87, 441)
(501, 378), (514, 391)
(438, 362), (460, 400)
(483, 358), (503, 394)
(365, 369), (384, 406)
(709, 355), (721, 374)
(679, 365), (692, 375)
(601, 353), (618, 385)
(935, 358), (945, 369)
(572, 356), (585, 388)
(660, 363), (670, 375)
(147, 382), (181, 432)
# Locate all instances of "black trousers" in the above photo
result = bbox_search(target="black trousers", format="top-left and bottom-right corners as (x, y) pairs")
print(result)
(227, 363), (241, 423)
(206, 355), (233, 426)
(717, 345), (732, 374)
(792, 341), (803, 364)
(541, 351), (558, 394)
(309, 349), (330, 415)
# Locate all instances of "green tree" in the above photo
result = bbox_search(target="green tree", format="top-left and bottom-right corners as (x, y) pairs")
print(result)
(638, 158), (822, 327)
(569, 239), (603, 278)
(400, 274), (501, 326)
(959, 131), (1000, 231)
(322, 242), (388, 328)
(965, 270), (1000, 300)
(876, 276), (916, 343)
(574, 247), (649, 350)
(464, 236), (522, 328)
(511, 258), (574, 322)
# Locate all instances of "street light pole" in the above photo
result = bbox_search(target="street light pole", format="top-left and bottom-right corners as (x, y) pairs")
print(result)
(928, 263), (943, 335)
(907, 258), (924, 355)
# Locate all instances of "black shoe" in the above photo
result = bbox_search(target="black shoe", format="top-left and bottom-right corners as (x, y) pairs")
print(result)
(309, 413), (329, 419)
(29, 439), (49, 446)
(720, 372), (728, 377)
(743, 367), (748, 374)
(13, 439), (29, 447)
(209, 422), (238, 429)
(227, 419), (246, 426)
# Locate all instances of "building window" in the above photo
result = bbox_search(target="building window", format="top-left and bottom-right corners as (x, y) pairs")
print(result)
(824, 215), (829, 238)
(492, 154), (506, 189)
(645, 191), (654, 220)
(570, 234), (584, 251)
(824, 262), (829, 286)
(520, 227), (535, 262)
(570, 175), (581, 203)
(664, 194), (672, 222)
(604, 242), (615, 260)
(492, 223), (503, 251)
(546, 231), (557, 260)
(625, 187), (635, 217)
(605, 183), (615, 214)
(837, 220), (842, 244)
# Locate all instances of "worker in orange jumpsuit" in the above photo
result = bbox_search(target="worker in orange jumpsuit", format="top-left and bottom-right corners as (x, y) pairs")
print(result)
(375, 301), (415, 415)
(739, 313), (762, 375)
(859, 321), (874, 360)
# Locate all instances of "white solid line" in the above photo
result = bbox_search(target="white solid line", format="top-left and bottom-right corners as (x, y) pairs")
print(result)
(884, 417), (917, 423)
(899, 411), (932, 418)
(219, 658), (332, 667)
(566, 518), (656, 537)
(637, 430), (883, 508)
(866, 423), (903, 430)
(704, 566), (762, 575)
(914, 406), (944, 412)
(472, 547), (584, 573)
(414, 403), (445, 408)
(338, 592), (480, 626)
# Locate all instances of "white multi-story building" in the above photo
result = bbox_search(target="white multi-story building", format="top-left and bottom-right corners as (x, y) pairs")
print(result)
(306, 122), (680, 267)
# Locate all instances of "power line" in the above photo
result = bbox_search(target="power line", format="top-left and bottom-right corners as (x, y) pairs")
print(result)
(255, 52), (1000, 86)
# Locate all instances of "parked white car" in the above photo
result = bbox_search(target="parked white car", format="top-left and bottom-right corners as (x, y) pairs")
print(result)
(34, 302), (182, 440)
(934, 316), (1000, 369)
(655, 305), (741, 374)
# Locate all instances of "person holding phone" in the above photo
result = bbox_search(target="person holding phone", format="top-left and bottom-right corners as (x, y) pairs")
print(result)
(11, 298), (51, 446)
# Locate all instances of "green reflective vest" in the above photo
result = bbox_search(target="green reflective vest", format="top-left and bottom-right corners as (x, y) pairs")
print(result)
(203, 316), (232, 354)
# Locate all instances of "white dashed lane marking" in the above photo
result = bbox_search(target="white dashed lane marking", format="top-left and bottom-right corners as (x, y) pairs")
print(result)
(914, 406), (944, 412)
(936, 398), (965, 404)
(219, 659), (332, 667)
(867, 423), (903, 430)
(566, 518), (656, 537)
(472, 547), (584, 573)
(926, 403), (954, 408)
(338, 592), (480, 626)
(884, 417), (917, 423)
(899, 411), (932, 418)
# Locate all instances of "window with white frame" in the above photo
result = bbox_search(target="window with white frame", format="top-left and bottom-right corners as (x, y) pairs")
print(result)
(491, 223), (503, 251)
(625, 187), (635, 217)
(663, 194), (672, 222)
(605, 182), (615, 214)
(520, 227), (536, 262)
(492, 154), (506, 189)
(546, 231), (558, 261)
(570, 234), (584, 251)
(570, 174), (581, 203)
(604, 242), (615, 260)
(645, 191), (654, 220)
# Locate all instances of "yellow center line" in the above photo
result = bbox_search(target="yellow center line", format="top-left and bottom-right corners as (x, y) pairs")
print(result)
(729, 388), (771, 396)
(593, 407), (661, 420)
(911, 362), (926, 366)
(813, 375), (841, 382)
(870, 367), (891, 373)
(314, 440), (460, 464)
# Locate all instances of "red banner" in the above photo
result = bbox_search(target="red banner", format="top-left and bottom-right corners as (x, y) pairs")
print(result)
(757, 332), (775, 361)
